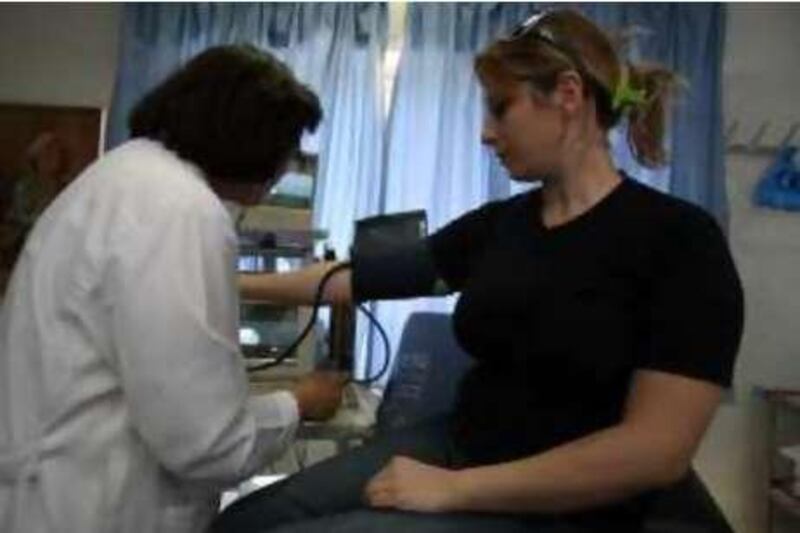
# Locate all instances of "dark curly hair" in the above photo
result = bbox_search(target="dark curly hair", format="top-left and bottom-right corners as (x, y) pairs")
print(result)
(129, 44), (322, 183)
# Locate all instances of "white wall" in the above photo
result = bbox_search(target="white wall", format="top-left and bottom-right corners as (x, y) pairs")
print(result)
(0, 3), (121, 108)
(694, 4), (800, 533)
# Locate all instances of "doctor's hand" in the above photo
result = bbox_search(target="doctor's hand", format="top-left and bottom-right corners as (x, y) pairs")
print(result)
(291, 371), (348, 421)
(365, 456), (462, 513)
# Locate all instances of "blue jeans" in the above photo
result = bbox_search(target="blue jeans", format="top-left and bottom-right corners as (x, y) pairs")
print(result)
(210, 417), (592, 533)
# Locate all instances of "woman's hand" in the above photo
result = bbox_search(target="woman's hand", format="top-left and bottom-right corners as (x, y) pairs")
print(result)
(364, 456), (462, 512)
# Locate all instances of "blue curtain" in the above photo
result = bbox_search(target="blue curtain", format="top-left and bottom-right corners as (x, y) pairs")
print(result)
(108, 2), (387, 258)
(362, 2), (727, 382)
(362, 4), (496, 380)
(108, 3), (727, 384)
(576, 3), (728, 223)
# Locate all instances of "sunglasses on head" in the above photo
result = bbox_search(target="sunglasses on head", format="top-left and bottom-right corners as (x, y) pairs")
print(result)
(504, 11), (615, 101)
(507, 11), (550, 39)
(505, 11), (590, 78)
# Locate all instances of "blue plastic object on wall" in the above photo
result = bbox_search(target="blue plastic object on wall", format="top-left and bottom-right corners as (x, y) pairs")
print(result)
(754, 145), (800, 211)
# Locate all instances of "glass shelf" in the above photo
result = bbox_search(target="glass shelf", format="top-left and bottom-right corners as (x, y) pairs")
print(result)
(759, 386), (800, 529)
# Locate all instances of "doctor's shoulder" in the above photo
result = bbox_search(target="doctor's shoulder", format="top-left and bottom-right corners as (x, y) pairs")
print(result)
(102, 139), (222, 215)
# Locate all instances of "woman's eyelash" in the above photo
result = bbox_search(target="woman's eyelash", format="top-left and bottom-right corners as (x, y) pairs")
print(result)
(487, 99), (509, 117)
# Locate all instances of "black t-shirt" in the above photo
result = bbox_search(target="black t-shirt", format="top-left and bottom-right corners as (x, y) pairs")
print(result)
(352, 177), (744, 526)
(426, 178), (743, 463)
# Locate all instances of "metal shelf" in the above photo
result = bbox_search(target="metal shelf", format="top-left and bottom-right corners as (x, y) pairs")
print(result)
(759, 386), (800, 530)
(238, 246), (311, 257)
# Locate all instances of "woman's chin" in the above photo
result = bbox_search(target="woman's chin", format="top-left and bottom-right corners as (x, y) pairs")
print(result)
(498, 160), (544, 184)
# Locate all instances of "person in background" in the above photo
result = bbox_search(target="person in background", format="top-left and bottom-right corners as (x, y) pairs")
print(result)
(213, 9), (744, 533)
(1, 132), (70, 295)
(12, 132), (68, 226)
(0, 175), (19, 294)
(0, 44), (346, 533)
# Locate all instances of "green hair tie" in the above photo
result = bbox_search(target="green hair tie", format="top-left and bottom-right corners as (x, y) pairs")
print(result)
(612, 66), (647, 113)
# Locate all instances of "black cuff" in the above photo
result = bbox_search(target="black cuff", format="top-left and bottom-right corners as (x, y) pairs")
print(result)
(351, 240), (440, 303)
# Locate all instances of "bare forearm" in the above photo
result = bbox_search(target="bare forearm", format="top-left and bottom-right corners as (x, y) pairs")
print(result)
(451, 424), (686, 514)
(365, 373), (720, 516)
(239, 261), (352, 305)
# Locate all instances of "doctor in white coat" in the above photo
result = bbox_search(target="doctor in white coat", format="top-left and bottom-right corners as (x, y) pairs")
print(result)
(0, 45), (345, 533)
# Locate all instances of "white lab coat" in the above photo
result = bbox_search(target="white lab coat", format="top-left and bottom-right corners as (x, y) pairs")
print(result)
(0, 139), (299, 533)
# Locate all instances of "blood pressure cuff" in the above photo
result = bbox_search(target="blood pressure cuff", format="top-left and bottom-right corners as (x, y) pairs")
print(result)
(350, 240), (450, 303)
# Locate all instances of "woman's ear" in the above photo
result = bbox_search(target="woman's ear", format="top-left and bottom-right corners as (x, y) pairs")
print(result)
(553, 70), (585, 116)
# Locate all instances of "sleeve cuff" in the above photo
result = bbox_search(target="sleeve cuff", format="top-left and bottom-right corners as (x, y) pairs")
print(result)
(247, 390), (301, 446)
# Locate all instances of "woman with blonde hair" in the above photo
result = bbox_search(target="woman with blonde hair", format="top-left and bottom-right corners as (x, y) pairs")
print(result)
(214, 9), (743, 532)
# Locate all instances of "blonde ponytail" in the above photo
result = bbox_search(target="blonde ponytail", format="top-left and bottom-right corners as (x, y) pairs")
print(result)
(624, 63), (682, 168)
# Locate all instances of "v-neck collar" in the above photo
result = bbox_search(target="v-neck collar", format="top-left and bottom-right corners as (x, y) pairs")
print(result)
(527, 175), (632, 238)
